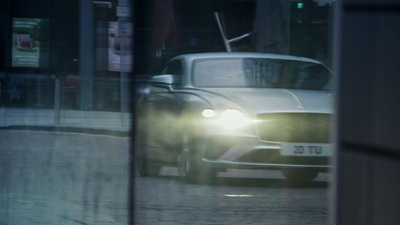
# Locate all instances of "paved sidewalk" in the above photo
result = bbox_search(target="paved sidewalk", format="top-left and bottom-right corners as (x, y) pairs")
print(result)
(0, 107), (132, 225)
(0, 107), (131, 134)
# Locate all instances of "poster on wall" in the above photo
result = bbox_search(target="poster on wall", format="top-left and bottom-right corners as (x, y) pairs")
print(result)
(108, 21), (133, 72)
(12, 18), (48, 68)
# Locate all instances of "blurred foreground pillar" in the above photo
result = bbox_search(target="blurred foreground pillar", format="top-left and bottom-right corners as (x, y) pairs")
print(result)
(334, 0), (400, 224)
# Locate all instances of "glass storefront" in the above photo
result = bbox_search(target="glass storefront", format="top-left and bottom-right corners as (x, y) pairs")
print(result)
(0, 1), (335, 224)
(0, 0), (333, 111)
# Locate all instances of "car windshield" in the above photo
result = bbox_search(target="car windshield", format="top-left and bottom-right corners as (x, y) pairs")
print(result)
(193, 58), (332, 90)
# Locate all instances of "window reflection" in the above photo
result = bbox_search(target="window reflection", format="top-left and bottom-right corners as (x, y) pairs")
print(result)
(0, 0), (335, 224)
(193, 58), (332, 90)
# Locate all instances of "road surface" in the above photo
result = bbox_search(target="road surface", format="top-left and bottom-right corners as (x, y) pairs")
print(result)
(0, 130), (331, 224)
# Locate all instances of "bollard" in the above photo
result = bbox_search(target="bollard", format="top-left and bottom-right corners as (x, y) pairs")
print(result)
(54, 78), (61, 124)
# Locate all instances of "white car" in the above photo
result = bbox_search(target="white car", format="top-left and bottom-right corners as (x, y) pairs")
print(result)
(135, 52), (333, 183)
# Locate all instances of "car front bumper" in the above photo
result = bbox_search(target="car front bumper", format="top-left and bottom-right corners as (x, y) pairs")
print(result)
(199, 133), (332, 171)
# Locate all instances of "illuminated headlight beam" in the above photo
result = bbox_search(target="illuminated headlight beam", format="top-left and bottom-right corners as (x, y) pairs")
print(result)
(201, 109), (253, 129)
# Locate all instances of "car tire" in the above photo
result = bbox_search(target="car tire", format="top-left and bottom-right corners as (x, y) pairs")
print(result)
(135, 125), (161, 177)
(282, 169), (319, 182)
(177, 133), (216, 184)
(135, 148), (161, 177)
(177, 148), (196, 182)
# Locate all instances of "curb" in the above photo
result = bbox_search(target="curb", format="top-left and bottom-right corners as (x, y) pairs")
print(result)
(0, 125), (131, 137)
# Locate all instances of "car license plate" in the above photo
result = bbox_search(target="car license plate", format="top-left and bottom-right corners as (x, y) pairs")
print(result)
(280, 143), (333, 157)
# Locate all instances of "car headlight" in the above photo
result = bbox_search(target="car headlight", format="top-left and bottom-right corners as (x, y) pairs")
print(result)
(202, 109), (252, 129)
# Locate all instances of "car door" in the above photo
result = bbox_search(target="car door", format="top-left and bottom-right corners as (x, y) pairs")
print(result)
(142, 60), (185, 164)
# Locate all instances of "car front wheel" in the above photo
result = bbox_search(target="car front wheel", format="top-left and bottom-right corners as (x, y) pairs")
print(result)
(177, 133), (216, 183)
(135, 130), (161, 177)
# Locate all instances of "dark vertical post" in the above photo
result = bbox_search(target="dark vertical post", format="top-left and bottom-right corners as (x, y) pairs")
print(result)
(54, 78), (60, 124)
(79, 0), (94, 110)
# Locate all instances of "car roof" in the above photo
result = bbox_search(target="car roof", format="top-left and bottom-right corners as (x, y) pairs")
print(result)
(171, 52), (323, 64)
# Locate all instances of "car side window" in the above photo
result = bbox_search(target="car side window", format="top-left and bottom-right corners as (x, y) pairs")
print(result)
(161, 60), (184, 85)
(163, 60), (183, 75)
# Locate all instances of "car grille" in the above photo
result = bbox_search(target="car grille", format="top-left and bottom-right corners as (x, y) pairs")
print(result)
(256, 113), (332, 143)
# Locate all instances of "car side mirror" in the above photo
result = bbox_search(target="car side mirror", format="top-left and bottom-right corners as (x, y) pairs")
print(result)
(151, 74), (175, 85)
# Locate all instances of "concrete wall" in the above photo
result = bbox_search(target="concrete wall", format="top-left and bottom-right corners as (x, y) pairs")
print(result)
(334, 0), (400, 224)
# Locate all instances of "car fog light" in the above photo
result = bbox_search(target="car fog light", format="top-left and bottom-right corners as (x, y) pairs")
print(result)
(201, 109), (216, 118)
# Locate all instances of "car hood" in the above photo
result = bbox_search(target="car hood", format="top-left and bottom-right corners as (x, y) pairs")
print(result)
(196, 88), (333, 115)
